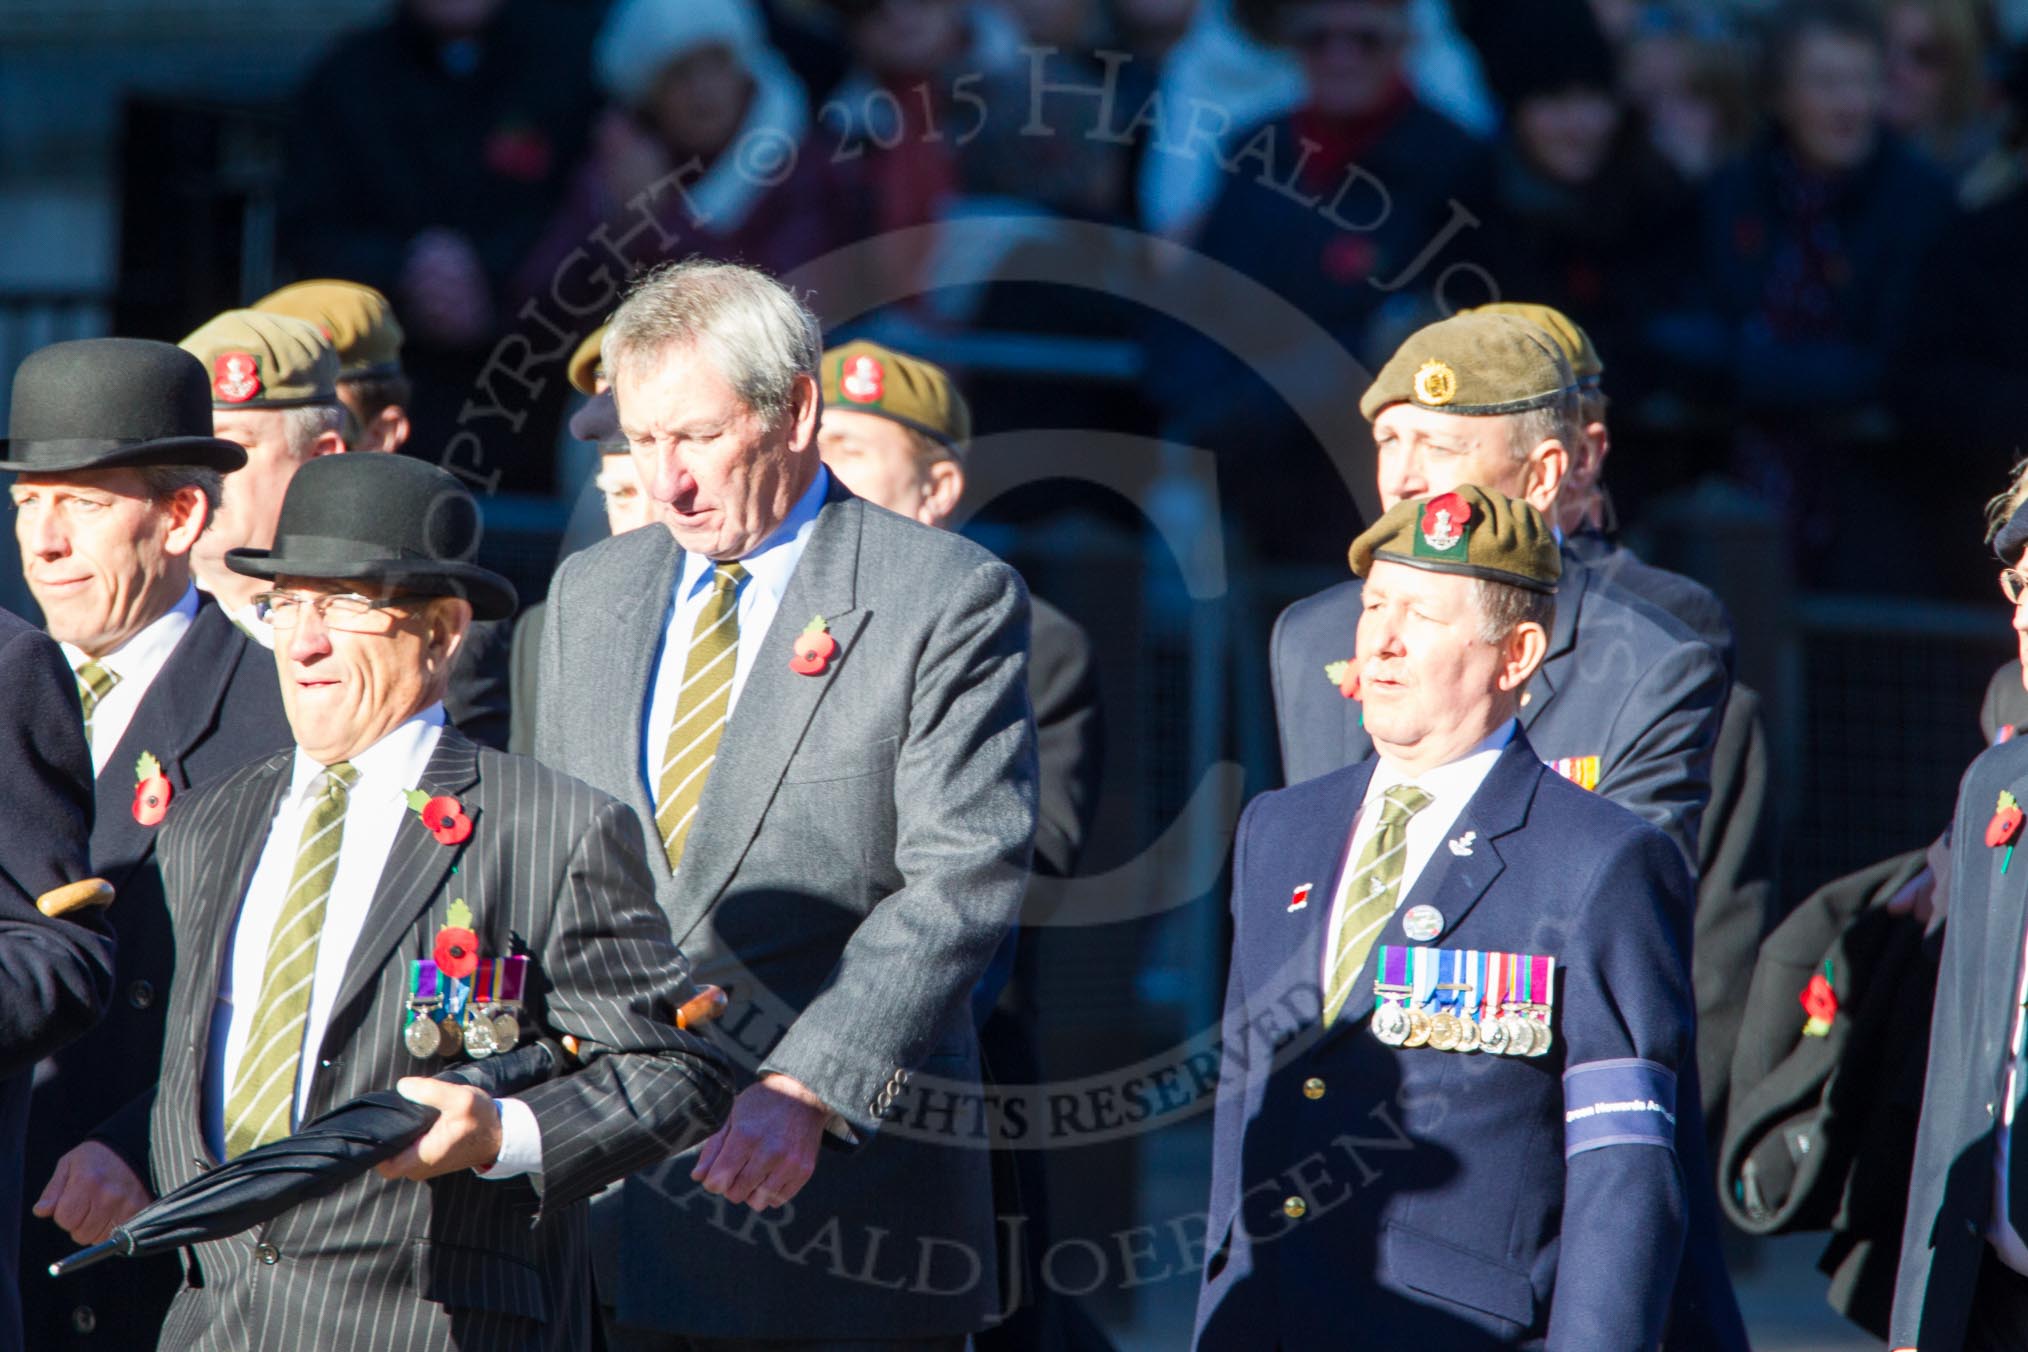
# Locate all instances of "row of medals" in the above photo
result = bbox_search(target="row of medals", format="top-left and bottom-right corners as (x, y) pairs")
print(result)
(1371, 987), (1554, 1057)
(404, 1003), (524, 1060)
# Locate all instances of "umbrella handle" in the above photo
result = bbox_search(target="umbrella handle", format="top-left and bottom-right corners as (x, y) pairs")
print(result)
(48, 1229), (134, 1278)
(37, 878), (114, 920)
(561, 984), (728, 1059)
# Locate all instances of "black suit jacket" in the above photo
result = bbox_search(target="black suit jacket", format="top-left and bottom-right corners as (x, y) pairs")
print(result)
(23, 599), (292, 1352)
(143, 729), (731, 1351)
(0, 607), (116, 1352)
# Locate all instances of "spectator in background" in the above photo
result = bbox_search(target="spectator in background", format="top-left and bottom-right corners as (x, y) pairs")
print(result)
(1620, 4), (1757, 182)
(1658, 0), (1955, 590)
(515, 0), (836, 310)
(1883, 0), (2000, 192)
(277, 0), (599, 490)
(1145, 0), (1486, 563)
(1465, 0), (1696, 423)
(808, 0), (1025, 318)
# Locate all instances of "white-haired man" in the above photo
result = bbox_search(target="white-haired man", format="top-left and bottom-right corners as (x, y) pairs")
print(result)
(536, 260), (1038, 1351)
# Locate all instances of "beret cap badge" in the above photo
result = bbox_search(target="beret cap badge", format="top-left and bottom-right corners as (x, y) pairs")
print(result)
(840, 354), (884, 404)
(1413, 359), (1456, 407)
(213, 351), (262, 404)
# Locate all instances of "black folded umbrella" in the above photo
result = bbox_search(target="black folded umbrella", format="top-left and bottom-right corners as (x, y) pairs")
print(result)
(50, 1040), (564, 1277)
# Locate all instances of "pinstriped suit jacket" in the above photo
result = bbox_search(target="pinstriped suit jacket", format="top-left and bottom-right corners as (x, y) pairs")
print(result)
(143, 728), (733, 1352)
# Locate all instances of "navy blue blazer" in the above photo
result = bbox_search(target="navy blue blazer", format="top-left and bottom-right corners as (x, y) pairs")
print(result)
(1269, 556), (1727, 868)
(1195, 734), (1714, 1350)
(22, 598), (291, 1352)
(0, 606), (116, 1352)
(1893, 734), (2028, 1350)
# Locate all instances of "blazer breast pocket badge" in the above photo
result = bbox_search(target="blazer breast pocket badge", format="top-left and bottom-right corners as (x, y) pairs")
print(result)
(1371, 946), (1556, 1057)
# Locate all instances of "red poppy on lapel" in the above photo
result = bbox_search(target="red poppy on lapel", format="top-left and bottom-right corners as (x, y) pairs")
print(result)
(434, 926), (480, 980)
(404, 789), (473, 845)
(132, 751), (172, 827)
(1800, 970), (1837, 1037)
(1989, 791), (2024, 875)
(1324, 659), (1360, 700)
(790, 614), (839, 676)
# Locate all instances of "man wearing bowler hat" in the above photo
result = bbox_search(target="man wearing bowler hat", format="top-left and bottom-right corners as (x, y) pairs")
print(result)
(50, 451), (731, 1351)
(182, 307), (514, 749)
(0, 337), (292, 1352)
(0, 345), (124, 1352)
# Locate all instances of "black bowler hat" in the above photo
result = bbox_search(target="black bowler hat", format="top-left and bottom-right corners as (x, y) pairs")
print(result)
(0, 338), (248, 474)
(224, 453), (518, 620)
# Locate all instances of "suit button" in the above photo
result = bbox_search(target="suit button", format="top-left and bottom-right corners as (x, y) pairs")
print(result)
(1282, 1196), (1307, 1220)
(70, 1305), (95, 1334)
(1302, 1077), (1326, 1100)
(126, 980), (154, 1010)
(256, 1242), (280, 1266)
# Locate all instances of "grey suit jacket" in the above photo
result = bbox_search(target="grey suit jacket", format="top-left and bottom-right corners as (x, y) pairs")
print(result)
(1270, 554), (1727, 867)
(535, 481), (1039, 1339)
(144, 729), (732, 1352)
(1893, 735), (2028, 1351)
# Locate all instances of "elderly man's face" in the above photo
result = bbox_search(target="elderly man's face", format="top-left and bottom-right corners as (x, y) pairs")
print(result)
(205, 408), (334, 570)
(616, 341), (821, 561)
(596, 451), (656, 536)
(1373, 403), (1563, 517)
(1357, 559), (1541, 774)
(817, 407), (957, 528)
(274, 578), (468, 765)
(11, 470), (206, 658)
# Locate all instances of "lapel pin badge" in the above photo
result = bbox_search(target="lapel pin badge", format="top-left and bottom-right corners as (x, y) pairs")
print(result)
(1323, 659), (1359, 700)
(1401, 904), (1444, 942)
(1287, 883), (1313, 913)
(1448, 831), (1475, 857)
(404, 789), (473, 846)
(790, 614), (839, 676)
(1989, 790), (2024, 873)
(133, 751), (172, 827)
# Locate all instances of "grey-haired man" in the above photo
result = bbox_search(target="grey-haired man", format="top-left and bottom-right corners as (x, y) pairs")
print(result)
(535, 260), (1038, 1350)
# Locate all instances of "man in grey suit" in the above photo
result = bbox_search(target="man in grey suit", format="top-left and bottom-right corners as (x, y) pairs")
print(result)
(44, 452), (732, 1351)
(535, 261), (1039, 1350)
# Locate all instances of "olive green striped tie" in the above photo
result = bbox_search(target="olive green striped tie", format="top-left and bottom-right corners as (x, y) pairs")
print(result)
(75, 660), (119, 745)
(1323, 784), (1434, 1026)
(654, 562), (747, 871)
(222, 761), (358, 1158)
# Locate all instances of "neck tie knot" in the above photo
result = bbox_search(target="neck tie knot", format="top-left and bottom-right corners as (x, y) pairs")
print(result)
(318, 761), (360, 798)
(75, 659), (120, 731)
(713, 561), (749, 592)
(1378, 783), (1434, 826)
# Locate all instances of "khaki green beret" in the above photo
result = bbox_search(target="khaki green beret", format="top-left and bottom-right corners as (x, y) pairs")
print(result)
(1464, 301), (1603, 385)
(1350, 484), (1561, 595)
(569, 324), (607, 397)
(253, 279), (405, 380)
(820, 340), (971, 452)
(1358, 312), (1577, 422)
(179, 310), (339, 409)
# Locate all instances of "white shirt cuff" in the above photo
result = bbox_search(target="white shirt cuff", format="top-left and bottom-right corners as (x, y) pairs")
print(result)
(474, 1097), (543, 1185)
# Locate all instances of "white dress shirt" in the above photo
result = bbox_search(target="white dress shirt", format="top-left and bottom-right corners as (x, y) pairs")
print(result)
(1990, 927), (2028, 1273)
(203, 705), (541, 1179)
(61, 584), (198, 775)
(1321, 721), (1516, 993)
(640, 465), (830, 796)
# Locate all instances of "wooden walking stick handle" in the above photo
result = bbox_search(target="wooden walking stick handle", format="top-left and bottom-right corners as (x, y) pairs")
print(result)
(37, 878), (114, 919)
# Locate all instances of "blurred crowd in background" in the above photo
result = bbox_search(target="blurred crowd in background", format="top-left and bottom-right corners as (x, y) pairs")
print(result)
(271, 0), (2028, 600)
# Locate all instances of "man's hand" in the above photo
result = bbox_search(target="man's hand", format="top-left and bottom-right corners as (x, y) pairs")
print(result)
(33, 1141), (150, 1245)
(691, 1073), (830, 1211)
(1886, 832), (1954, 933)
(375, 1078), (502, 1182)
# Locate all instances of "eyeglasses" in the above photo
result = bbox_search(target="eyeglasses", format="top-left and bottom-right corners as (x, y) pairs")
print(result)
(252, 590), (411, 633)
(2001, 569), (2028, 605)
